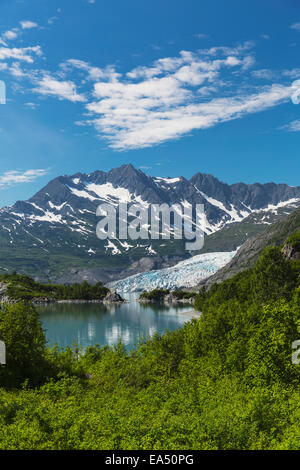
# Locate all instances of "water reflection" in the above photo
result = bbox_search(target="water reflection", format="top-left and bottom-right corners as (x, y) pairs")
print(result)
(38, 298), (194, 351)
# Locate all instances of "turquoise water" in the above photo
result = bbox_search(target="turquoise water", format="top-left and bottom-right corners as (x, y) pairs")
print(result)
(38, 294), (195, 351)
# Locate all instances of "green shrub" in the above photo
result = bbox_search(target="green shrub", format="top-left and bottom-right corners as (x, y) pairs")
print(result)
(0, 241), (299, 449)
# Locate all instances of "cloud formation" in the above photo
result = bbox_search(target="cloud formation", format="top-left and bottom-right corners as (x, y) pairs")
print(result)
(0, 169), (48, 189)
(20, 21), (38, 30)
(75, 45), (300, 149)
(33, 75), (86, 102)
(3, 30), (18, 41)
(0, 45), (42, 63)
(291, 22), (300, 32)
(281, 119), (300, 132)
(0, 22), (299, 151)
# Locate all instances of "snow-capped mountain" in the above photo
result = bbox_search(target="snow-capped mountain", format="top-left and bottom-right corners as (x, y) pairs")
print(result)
(109, 250), (237, 293)
(0, 163), (299, 283)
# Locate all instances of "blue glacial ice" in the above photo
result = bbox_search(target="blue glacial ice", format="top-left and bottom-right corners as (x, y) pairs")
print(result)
(109, 250), (236, 293)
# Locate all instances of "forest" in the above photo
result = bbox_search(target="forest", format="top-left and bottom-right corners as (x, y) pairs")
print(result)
(0, 273), (109, 301)
(139, 288), (196, 301)
(0, 240), (299, 449)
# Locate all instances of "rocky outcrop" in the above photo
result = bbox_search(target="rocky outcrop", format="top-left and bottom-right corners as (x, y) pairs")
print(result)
(163, 293), (194, 304)
(0, 282), (7, 297)
(139, 292), (195, 304)
(103, 291), (124, 303)
(31, 297), (53, 304)
(204, 206), (300, 288)
(282, 244), (300, 261)
(0, 283), (11, 303)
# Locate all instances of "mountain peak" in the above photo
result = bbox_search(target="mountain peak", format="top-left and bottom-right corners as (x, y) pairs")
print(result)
(0, 163), (299, 283)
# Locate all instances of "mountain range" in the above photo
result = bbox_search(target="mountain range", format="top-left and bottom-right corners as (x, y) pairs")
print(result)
(0, 163), (299, 284)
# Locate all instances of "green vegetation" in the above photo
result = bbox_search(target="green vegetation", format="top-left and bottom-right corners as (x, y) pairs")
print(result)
(140, 288), (196, 301)
(0, 245), (299, 449)
(0, 221), (186, 281)
(140, 288), (171, 301)
(172, 289), (196, 300)
(286, 229), (300, 251)
(0, 272), (109, 301)
(194, 246), (300, 311)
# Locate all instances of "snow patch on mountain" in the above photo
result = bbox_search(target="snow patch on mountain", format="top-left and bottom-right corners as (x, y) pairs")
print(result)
(109, 250), (237, 293)
(86, 183), (133, 203)
(252, 197), (300, 214)
(105, 239), (122, 255)
(154, 177), (181, 184)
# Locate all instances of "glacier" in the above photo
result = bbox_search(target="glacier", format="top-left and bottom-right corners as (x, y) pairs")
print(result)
(108, 250), (237, 293)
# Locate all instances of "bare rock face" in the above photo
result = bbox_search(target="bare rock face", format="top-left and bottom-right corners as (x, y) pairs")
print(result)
(0, 282), (7, 293)
(0, 283), (8, 300)
(282, 244), (300, 261)
(163, 293), (194, 304)
(204, 206), (300, 289)
(31, 297), (53, 304)
(103, 291), (124, 303)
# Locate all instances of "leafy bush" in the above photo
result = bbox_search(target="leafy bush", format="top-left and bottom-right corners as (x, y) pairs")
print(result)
(0, 243), (299, 449)
(0, 301), (47, 387)
(140, 289), (170, 301)
(172, 290), (196, 300)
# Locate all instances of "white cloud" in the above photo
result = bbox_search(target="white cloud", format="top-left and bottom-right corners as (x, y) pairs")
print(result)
(0, 34), (298, 151)
(0, 45), (42, 63)
(252, 69), (277, 80)
(126, 49), (245, 81)
(0, 169), (48, 188)
(20, 20), (38, 30)
(194, 33), (208, 39)
(9, 62), (27, 77)
(291, 79), (300, 104)
(48, 16), (59, 25)
(2, 30), (18, 41)
(87, 82), (299, 149)
(33, 74), (86, 102)
(78, 44), (300, 150)
(61, 59), (119, 81)
(283, 68), (300, 79)
(24, 102), (39, 109)
(280, 119), (300, 132)
(291, 22), (300, 32)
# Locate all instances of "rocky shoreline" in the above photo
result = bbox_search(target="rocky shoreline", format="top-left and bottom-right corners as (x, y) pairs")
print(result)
(138, 293), (195, 305)
(139, 298), (194, 305)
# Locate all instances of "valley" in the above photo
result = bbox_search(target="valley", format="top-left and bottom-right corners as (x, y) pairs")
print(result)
(0, 164), (299, 285)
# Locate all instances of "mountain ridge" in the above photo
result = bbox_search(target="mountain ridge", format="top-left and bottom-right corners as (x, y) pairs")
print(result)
(0, 164), (299, 284)
(204, 205), (300, 288)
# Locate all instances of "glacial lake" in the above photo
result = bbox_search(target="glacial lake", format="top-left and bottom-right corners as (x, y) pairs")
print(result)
(38, 294), (196, 351)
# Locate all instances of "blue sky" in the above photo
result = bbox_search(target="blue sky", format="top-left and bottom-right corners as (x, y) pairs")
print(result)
(0, 0), (300, 205)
